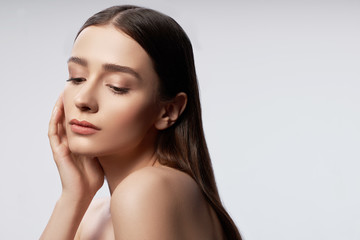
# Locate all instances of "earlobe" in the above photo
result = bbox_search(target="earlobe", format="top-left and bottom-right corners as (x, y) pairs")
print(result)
(154, 92), (187, 130)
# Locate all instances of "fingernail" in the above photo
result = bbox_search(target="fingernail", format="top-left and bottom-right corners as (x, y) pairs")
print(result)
(53, 106), (58, 114)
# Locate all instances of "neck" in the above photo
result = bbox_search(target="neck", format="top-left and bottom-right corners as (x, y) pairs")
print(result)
(98, 137), (159, 195)
(99, 149), (158, 195)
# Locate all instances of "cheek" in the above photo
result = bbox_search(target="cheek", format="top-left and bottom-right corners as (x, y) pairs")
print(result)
(107, 97), (157, 136)
(94, 95), (159, 154)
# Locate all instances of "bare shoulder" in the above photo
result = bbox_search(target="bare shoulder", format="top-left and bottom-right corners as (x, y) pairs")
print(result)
(111, 166), (217, 240)
(112, 165), (202, 204)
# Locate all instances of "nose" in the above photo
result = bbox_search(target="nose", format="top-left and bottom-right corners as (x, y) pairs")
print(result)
(74, 81), (99, 113)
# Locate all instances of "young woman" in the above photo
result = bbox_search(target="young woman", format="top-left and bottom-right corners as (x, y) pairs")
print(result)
(41, 5), (242, 240)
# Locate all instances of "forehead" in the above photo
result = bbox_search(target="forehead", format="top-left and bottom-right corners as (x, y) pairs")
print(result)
(71, 25), (153, 74)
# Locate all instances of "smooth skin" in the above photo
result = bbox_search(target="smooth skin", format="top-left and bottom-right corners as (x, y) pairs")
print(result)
(40, 25), (224, 240)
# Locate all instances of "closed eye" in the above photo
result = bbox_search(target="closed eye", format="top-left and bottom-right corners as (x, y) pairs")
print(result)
(107, 85), (130, 95)
(66, 77), (86, 85)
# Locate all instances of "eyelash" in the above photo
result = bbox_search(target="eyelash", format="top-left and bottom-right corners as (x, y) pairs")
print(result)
(66, 78), (129, 95)
(107, 85), (130, 95)
(66, 77), (85, 85)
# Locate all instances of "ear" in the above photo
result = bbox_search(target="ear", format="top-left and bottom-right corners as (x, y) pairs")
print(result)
(155, 92), (187, 130)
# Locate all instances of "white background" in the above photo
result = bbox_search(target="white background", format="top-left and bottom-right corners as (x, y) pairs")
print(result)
(0, 0), (359, 239)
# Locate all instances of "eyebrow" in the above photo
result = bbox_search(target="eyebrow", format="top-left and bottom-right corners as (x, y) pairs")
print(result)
(67, 56), (141, 80)
(68, 56), (87, 67)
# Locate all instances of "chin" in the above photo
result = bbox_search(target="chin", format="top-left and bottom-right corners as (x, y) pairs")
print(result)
(69, 146), (96, 157)
(68, 139), (101, 157)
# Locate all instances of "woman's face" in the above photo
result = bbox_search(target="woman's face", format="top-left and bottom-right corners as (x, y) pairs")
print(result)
(63, 25), (161, 157)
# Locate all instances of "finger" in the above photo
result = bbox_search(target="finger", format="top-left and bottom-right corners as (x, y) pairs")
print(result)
(48, 107), (61, 148)
(48, 94), (65, 147)
(58, 98), (69, 147)
(58, 112), (66, 139)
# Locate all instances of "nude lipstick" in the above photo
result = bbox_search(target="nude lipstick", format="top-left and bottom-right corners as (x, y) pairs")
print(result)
(69, 119), (101, 135)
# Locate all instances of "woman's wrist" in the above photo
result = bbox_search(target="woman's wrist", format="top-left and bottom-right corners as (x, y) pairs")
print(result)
(40, 192), (93, 240)
(59, 191), (94, 209)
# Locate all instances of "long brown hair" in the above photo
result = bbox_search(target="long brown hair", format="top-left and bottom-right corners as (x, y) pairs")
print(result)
(76, 5), (242, 240)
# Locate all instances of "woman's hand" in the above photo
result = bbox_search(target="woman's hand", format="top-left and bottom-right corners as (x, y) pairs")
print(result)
(48, 93), (104, 201)
(41, 93), (105, 240)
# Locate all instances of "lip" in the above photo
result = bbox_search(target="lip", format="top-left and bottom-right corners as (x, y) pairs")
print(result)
(69, 119), (101, 135)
